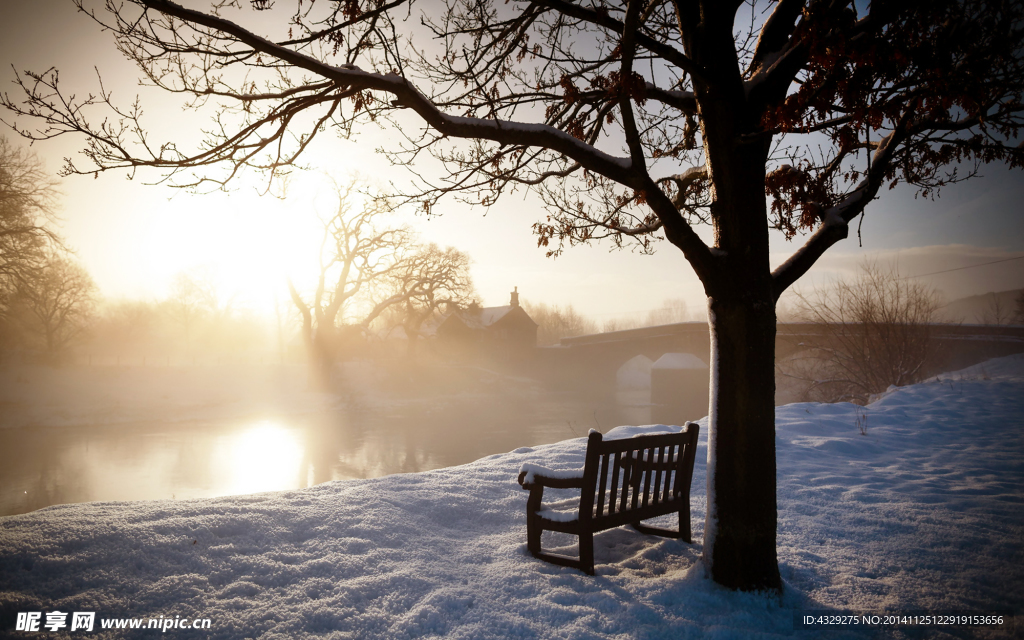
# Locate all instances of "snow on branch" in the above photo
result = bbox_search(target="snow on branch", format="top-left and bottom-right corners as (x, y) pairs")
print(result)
(643, 83), (697, 115)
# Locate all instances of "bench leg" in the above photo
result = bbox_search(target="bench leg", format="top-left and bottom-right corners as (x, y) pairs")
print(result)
(629, 503), (693, 542)
(679, 503), (692, 544)
(526, 514), (542, 555)
(526, 526), (596, 575)
(526, 488), (543, 555)
(579, 530), (595, 576)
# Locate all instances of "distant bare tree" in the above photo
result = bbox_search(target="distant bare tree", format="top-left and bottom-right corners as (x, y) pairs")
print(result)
(390, 244), (474, 359)
(977, 293), (1012, 325)
(645, 298), (691, 326)
(92, 299), (163, 359)
(523, 301), (596, 346)
(288, 181), (412, 386)
(602, 297), (695, 333)
(783, 262), (943, 404)
(166, 269), (219, 354)
(0, 137), (61, 328)
(10, 255), (97, 361)
(88, 293), (266, 363)
(600, 317), (634, 334)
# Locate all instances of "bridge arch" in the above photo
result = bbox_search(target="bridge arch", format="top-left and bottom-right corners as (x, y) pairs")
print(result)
(538, 322), (1024, 394)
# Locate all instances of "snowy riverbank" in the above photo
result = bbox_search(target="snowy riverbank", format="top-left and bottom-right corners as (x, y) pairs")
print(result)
(1, 356), (1022, 638)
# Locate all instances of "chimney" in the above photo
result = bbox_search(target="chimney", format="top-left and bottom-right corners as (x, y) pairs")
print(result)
(510, 286), (519, 307)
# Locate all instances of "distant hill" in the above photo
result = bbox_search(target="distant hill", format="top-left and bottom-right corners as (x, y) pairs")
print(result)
(937, 288), (1023, 324)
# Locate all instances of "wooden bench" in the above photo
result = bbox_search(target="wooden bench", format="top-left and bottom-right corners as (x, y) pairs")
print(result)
(516, 423), (700, 575)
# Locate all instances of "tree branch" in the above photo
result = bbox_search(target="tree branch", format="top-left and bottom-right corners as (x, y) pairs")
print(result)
(619, 0), (647, 172)
(772, 118), (910, 298)
(29, 0), (642, 189)
(747, 0), (806, 77)
(526, 0), (709, 83)
(643, 82), (697, 114)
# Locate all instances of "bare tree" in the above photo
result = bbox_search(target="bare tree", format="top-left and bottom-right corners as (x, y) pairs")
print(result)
(88, 293), (267, 363)
(523, 301), (597, 346)
(288, 181), (412, 386)
(389, 244), (475, 359)
(645, 298), (691, 326)
(601, 298), (694, 333)
(10, 254), (97, 361)
(0, 137), (60, 327)
(166, 269), (220, 354)
(91, 298), (164, 360)
(783, 262), (943, 404)
(977, 293), (1012, 326)
(5, 0), (1024, 591)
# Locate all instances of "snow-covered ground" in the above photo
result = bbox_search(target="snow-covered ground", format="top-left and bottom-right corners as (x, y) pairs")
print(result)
(1, 356), (1022, 638)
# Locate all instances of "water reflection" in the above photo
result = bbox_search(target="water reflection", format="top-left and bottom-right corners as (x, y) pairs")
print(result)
(219, 421), (304, 496)
(0, 389), (662, 517)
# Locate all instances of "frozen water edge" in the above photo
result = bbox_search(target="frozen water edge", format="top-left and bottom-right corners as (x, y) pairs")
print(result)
(0, 355), (1022, 639)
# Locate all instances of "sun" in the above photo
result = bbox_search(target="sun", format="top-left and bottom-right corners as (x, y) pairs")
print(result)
(138, 170), (354, 317)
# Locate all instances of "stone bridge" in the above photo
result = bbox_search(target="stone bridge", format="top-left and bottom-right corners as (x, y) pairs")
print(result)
(532, 322), (1024, 392)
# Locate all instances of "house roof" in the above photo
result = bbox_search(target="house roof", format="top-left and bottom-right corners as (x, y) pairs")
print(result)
(419, 316), (442, 337)
(440, 304), (537, 331)
(470, 305), (514, 328)
(375, 304), (534, 342)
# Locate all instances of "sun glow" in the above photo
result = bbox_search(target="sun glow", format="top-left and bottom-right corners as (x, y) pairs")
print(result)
(139, 169), (356, 317)
(220, 421), (305, 496)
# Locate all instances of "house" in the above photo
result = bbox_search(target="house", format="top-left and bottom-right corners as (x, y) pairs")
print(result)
(435, 287), (538, 361)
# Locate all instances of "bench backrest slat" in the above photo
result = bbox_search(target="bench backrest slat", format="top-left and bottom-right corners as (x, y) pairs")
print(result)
(609, 452), (621, 514)
(583, 426), (699, 528)
(659, 446), (671, 502)
(595, 453), (609, 517)
(620, 452), (633, 513)
(662, 446), (673, 503)
(640, 448), (653, 509)
(654, 447), (666, 505)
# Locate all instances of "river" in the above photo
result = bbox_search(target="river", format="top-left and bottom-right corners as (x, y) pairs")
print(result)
(0, 389), (659, 517)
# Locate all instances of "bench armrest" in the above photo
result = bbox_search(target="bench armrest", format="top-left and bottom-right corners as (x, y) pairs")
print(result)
(517, 462), (585, 489)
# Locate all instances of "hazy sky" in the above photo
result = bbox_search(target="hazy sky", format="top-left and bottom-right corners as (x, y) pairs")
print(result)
(2, 0), (1022, 324)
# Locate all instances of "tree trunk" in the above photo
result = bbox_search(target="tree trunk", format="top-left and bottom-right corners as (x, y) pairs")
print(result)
(686, 51), (782, 588)
(404, 323), (420, 361)
(704, 291), (781, 592)
(305, 327), (336, 391)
